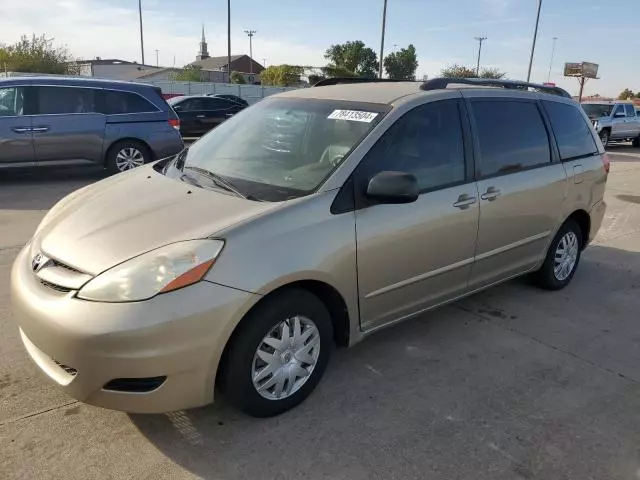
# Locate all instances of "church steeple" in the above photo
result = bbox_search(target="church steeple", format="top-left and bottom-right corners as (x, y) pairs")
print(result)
(197, 24), (210, 60)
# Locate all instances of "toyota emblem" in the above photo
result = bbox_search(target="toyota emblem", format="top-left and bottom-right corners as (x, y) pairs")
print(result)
(31, 253), (49, 272)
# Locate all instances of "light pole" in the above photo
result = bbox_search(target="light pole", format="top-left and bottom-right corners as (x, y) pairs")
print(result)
(244, 30), (257, 74)
(526, 0), (542, 82)
(474, 36), (487, 77)
(547, 36), (557, 83)
(227, 0), (231, 83)
(379, 0), (388, 79)
(138, 0), (145, 65)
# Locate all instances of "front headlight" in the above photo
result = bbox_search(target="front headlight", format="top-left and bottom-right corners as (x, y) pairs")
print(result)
(77, 240), (224, 302)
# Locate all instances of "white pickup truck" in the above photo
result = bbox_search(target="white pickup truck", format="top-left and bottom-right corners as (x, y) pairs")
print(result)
(581, 101), (640, 147)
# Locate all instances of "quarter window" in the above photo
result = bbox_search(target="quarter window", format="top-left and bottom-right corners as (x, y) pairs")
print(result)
(471, 100), (550, 177)
(99, 90), (158, 114)
(36, 87), (97, 115)
(358, 99), (466, 192)
(543, 101), (598, 160)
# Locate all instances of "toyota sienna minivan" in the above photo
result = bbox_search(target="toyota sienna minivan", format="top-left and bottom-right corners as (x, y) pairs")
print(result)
(11, 78), (608, 417)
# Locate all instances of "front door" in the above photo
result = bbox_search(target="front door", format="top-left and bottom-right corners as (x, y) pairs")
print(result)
(0, 85), (35, 165)
(610, 104), (627, 139)
(624, 104), (640, 138)
(355, 98), (480, 330)
(31, 86), (106, 164)
(465, 96), (566, 290)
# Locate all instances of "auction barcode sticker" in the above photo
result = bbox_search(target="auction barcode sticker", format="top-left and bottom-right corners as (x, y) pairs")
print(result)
(327, 109), (379, 123)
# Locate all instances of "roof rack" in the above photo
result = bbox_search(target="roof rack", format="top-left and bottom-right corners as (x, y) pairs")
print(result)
(313, 77), (405, 87)
(420, 77), (572, 98)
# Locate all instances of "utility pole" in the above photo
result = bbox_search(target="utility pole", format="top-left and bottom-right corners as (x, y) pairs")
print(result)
(379, 0), (388, 78)
(227, 0), (231, 83)
(526, 0), (542, 82)
(547, 36), (557, 82)
(244, 30), (257, 74)
(262, 58), (267, 68)
(138, 0), (145, 65)
(154, 49), (159, 67)
(474, 36), (487, 77)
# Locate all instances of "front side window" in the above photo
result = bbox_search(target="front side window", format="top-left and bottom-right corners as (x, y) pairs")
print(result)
(471, 100), (551, 177)
(612, 104), (626, 117)
(174, 97), (388, 201)
(543, 101), (598, 160)
(0, 87), (24, 116)
(99, 90), (158, 114)
(357, 99), (466, 192)
(625, 104), (636, 117)
(36, 86), (96, 115)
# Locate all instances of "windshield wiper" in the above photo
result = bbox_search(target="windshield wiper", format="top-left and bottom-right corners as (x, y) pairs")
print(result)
(183, 166), (250, 199)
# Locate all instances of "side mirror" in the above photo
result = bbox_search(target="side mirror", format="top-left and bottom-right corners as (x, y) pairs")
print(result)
(173, 105), (183, 112)
(366, 171), (419, 204)
(613, 111), (625, 118)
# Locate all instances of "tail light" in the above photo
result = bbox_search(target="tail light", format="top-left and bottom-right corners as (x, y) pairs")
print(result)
(602, 153), (610, 174)
(169, 118), (180, 131)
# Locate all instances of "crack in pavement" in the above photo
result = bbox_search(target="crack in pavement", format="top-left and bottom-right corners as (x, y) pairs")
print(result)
(0, 400), (80, 427)
(455, 304), (639, 385)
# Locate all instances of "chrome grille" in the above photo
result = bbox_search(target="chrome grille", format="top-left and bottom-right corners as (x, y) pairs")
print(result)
(40, 280), (72, 293)
(32, 252), (93, 292)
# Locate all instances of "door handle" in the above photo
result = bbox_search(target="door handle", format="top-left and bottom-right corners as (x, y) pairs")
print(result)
(481, 187), (501, 201)
(31, 127), (49, 132)
(196, 115), (206, 119)
(453, 194), (477, 209)
(12, 127), (31, 133)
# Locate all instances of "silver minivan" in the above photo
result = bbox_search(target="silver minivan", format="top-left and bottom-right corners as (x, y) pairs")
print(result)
(11, 79), (608, 417)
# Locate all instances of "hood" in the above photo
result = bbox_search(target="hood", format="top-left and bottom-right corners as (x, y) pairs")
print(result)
(35, 166), (280, 275)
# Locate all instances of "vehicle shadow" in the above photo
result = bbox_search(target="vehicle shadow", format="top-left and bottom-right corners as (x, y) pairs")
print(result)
(129, 244), (640, 480)
(0, 165), (106, 211)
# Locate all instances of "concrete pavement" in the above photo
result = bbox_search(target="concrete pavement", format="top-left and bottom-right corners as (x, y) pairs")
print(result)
(1, 151), (640, 479)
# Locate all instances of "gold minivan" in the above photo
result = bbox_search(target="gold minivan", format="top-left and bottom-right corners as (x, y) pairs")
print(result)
(11, 79), (608, 417)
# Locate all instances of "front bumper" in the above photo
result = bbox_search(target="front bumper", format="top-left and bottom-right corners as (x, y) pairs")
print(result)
(11, 245), (258, 413)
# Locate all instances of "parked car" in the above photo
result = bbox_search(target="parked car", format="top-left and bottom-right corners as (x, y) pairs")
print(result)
(581, 100), (640, 146)
(0, 77), (184, 173)
(206, 93), (249, 107)
(12, 78), (607, 418)
(168, 95), (246, 137)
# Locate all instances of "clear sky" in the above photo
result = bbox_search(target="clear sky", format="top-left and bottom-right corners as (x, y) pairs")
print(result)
(1, 0), (638, 97)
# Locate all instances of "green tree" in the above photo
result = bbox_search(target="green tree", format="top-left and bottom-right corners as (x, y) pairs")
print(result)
(440, 63), (506, 79)
(618, 88), (635, 100)
(260, 64), (304, 86)
(383, 44), (418, 80)
(171, 64), (204, 82)
(479, 67), (506, 79)
(229, 71), (246, 84)
(0, 34), (78, 74)
(324, 40), (378, 78)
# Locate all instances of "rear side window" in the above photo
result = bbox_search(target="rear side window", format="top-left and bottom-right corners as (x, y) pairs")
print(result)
(203, 98), (234, 110)
(625, 104), (636, 117)
(0, 87), (24, 116)
(36, 86), (97, 114)
(358, 99), (466, 192)
(99, 90), (158, 114)
(543, 101), (598, 160)
(471, 100), (551, 177)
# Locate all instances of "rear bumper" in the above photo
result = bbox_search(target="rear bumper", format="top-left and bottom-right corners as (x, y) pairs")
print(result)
(149, 129), (184, 160)
(11, 245), (258, 413)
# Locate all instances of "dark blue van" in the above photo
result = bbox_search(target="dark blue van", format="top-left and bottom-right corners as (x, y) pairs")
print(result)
(0, 77), (184, 173)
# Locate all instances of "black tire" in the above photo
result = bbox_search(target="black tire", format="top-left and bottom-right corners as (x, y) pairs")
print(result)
(531, 219), (583, 290)
(633, 136), (640, 148)
(599, 129), (610, 147)
(221, 289), (333, 417)
(105, 140), (150, 175)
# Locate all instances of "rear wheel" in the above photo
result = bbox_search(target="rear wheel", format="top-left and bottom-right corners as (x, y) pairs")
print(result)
(599, 129), (610, 147)
(221, 289), (333, 417)
(106, 140), (150, 174)
(531, 219), (583, 290)
(633, 136), (640, 148)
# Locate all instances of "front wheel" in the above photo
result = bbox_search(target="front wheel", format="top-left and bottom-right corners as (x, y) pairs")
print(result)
(599, 129), (610, 147)
(633, 136), (640, 148)
(220, 289), (333, 417)
(531, 219), (583, 290)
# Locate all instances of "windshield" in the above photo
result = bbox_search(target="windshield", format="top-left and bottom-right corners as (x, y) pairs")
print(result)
(581, 103), (613, 118)
(177, 97), (388, 201)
